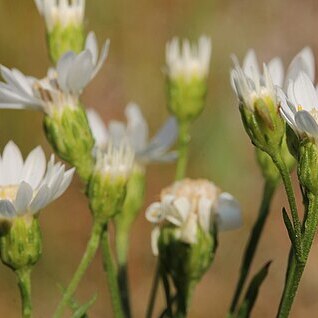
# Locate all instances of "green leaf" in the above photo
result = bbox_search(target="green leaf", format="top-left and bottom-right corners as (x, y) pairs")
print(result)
(237, 261), (272, 318)
(71, 294), (98, 318)
(282, 207), (297, 249)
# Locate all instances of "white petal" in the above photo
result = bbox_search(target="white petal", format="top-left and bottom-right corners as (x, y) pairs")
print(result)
(86, 109), (108, 148)
(268, 57), (284, 87)
(1, 141), (23, 185)
(173, 197), (191, 222)
(217, 192), (242, 231)
(180, 213), (198, 244)
(294, 110), (318, 137)
(0, 200), (16, 218)
(21, 146), (46, 189)
(57, 51), (77, 91)
(151, 226), (160, 256)
(145, 202), (165, 223)
(243, 49), (260, 80)
(29, 185), (51, 213)
(52, 167), (75, 200)
(91, 39), (110, 79)
(14, 181), (33, 213)
(85, 31), (98, 65)
(198, 197), (212, 233)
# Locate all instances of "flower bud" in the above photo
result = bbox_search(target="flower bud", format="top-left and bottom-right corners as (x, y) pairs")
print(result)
(44, 106), (95, 183)
(88, 142), (134, 224)
(298, 139), (318, 195)
(0, 217), (42, 270)
(165, 36), (211, 122)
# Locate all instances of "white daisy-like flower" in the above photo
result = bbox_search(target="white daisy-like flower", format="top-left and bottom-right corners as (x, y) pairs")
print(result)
(279, 71), (318, 141)
(166, 36), (212, 82)
(87, 103), (178, 164)
(0, 141), (75, 222)
(285, 47), (315, 86)
(231, 50), (282, 111)
(145, 179), (242, 255)
(94, 141), (135, 181)
(34, 0), (85, 32)
(0, 32), (109, 116)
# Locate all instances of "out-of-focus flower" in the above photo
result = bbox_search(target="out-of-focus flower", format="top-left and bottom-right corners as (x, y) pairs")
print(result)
(88, 141), (134, 223)
(0, 32), (109, 117)
(0, 141), (74, 270)
(165, 36), (212, 122)
(34, 0), (87, 62)
(87, 103), (178, 165)
(146, 178), (241, 254)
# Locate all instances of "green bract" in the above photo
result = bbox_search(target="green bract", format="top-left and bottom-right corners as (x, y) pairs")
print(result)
(167, 76), (207, 122)
(47, 23), (85, 64)
(44, 106), (95, 183)
(0, 217), (42, 271)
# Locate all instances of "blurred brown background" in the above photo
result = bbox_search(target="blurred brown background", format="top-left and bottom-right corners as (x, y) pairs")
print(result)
(0, 0), (318, 317)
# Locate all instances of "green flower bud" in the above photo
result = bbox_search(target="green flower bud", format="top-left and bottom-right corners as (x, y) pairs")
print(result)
(298, 139), (318, 195)
(48, 24), (85, 64)
(44, 106), (95, 183)
(240, 96), (285, 155)
(167, 76), (207, 122)
(88, 143), (134, 224)
(158, 225), (216, 313)
(0, 217), (42, 271)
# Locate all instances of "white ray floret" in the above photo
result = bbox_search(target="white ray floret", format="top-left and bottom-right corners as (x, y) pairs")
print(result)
(87, 103), (178, 164)
(165, 36), (212, 81)
(279, 71), (318, 141)
(145, 179), (242, 255)
(34, 0), (85, 31)
(0, 141), (75, 221)
(0, 32), (109, 116)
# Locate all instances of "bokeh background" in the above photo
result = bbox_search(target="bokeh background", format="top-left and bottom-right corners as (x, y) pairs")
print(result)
(0, 0), (318, 317)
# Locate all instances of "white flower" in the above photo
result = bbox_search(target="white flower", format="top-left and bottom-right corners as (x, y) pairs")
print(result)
(87, 103), (178, 164)
(145, 179), (242, 255)
(34, 0), (85, 32)
(0, 32), (109, 116)
(279, 71), (318, 141)
(0, 141), (75, 221)
(94, 141), (135, 181)
(231, 49), (283, 111)
(285, 47), (315, 86)
(165, 36), (212, 82)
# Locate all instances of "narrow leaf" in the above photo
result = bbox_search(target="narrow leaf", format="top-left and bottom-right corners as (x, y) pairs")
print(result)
(72, 294), (98, 318)
(282, 207), (297, 248)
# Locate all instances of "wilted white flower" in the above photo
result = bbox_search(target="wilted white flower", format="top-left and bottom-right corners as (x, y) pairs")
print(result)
(280, 71), (318, 141)
(0, 141), (75, 221)
(166, 36), (212, 82)
(87, 103), (178, 164)
(0, 32), (109, 116)
(34, 0), (85, 31)
(145, 179), (241, 255)
(94, 141), (134, 181)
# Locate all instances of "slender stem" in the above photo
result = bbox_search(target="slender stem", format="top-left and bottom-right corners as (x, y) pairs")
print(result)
(175, 120), (190, 180)
(271, 153), (302, 257)
(228, 180), (277, 315)
(146, 263), (160, 318)
(101, 225), (124, 318)
(16, 267), (32, 318)
(53, 221), (103, 318)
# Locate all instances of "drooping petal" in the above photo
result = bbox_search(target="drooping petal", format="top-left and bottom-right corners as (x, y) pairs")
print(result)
(151, 226), (160, 256)
(20, 146), (46, 189)
(145, 202), (165, 223)
(217, 192), (242, 231)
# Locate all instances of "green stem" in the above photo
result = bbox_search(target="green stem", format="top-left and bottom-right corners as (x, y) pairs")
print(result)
(146, 263), (160, 318)
(53, 221), (103, 318)
(175, 120), (190, 180)
(161, 269), (173, 317)
(228, 180), (277, 315)
(16, 267), (32, 318)
(271, 153), (302, 258)
(277, 194), (318, 318)
(101, 225), (124, 318)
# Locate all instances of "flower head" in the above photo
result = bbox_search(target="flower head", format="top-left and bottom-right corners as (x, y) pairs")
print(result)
(166, 36), (212, 82)
(0, 141), (75, 224)
(145, 178), (241, 254)
(87, 103), (178, 165)
(34, 0), (85, 32)
(0, 32), (109, 117)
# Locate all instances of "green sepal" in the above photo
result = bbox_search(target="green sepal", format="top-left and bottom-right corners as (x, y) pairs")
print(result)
(237, 261), (272, 318)
(0, 217), (42, 271)
(167, 76), (207, 122)
(44, 106), (95, 183)
(47, 23), (85, 64)
(88, 173), (127, 225)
